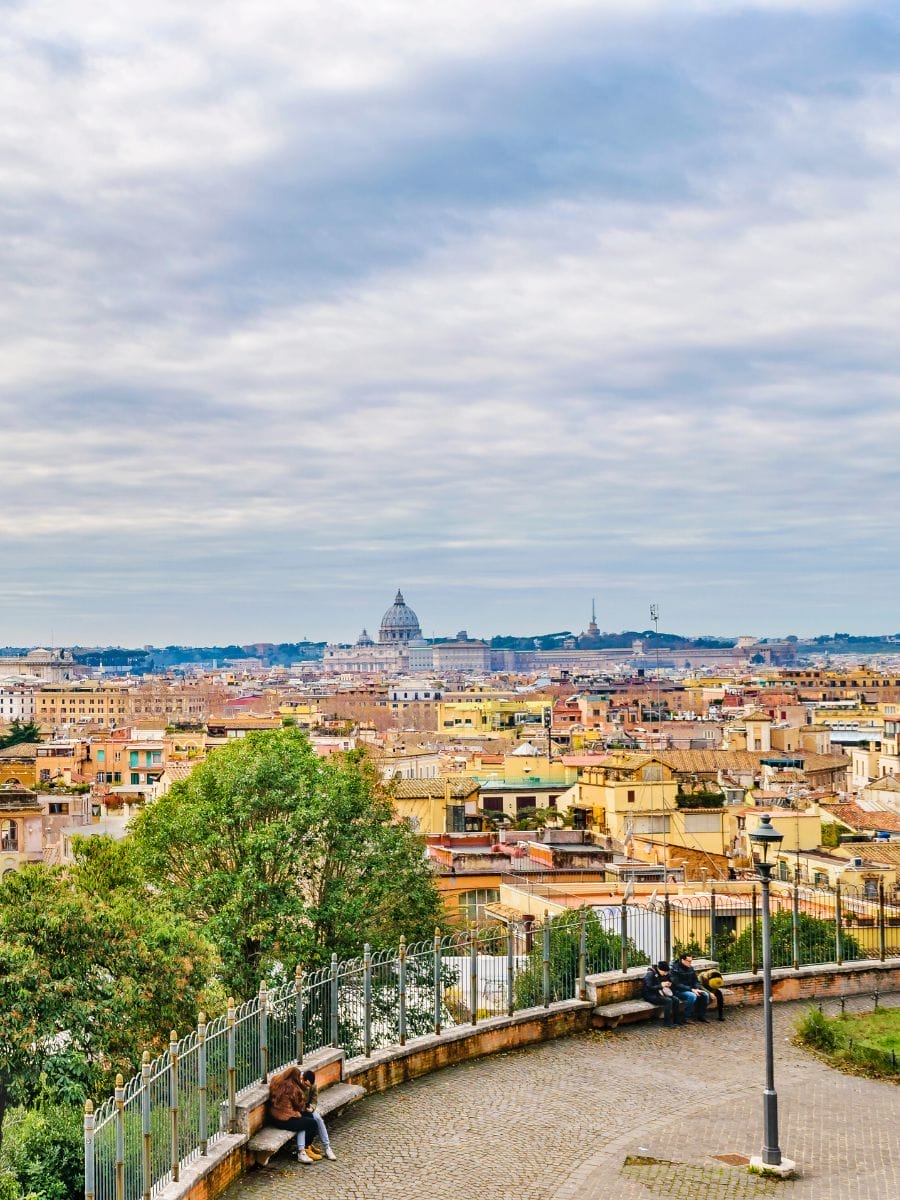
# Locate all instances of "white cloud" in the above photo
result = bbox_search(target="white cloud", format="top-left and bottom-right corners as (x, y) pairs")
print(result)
(1, 0), (898, 641)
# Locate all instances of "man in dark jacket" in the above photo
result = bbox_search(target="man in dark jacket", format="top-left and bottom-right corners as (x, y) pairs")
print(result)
(641, 961), (684, 1026)
(669, 953), (710, 1022)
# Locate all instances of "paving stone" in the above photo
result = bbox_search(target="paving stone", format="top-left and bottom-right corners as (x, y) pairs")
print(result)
(222, 993), (900, 1200)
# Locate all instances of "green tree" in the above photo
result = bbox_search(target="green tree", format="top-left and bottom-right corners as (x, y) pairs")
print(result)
(131, 728), (442, 996)
(0, 722), (42, 751)
(0, 861), (217, 1146)
(0, 1101), (83, 1200)
(717, 910), (861, 973)
(514, 911), (649, 1007)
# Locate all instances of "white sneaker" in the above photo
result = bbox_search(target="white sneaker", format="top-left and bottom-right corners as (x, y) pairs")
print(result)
(297, 1151), (314, 1164)
(324, 1147), (337, 1161)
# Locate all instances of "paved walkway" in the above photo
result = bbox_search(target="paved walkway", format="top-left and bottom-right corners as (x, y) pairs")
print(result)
(223, 995), (900, 1200)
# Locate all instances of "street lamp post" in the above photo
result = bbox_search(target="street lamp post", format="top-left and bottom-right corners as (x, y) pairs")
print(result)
(748, 814), (794, 1176)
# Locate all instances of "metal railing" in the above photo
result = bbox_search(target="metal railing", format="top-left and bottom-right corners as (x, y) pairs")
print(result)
(85, 882), (900, 1200)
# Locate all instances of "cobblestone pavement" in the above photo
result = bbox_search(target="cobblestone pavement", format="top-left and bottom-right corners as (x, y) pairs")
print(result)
(223, 994), (900, 1200)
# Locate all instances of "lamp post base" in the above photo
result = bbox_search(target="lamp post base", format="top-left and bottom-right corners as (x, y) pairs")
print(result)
(749, 1155), (796, 1180)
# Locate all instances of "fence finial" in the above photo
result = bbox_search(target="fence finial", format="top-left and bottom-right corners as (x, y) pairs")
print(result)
(84, 1098), (94, 1115)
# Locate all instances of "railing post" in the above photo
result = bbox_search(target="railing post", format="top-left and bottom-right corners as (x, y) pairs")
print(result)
(663, 894), (672, 963)
(226, 998), (236, 1133)
(169, 1032), (179, 1183)
(469, 929), (478, 1025)
(835, 882), (843, 965)
(294, 966), (304, 1064)
(198, 1012), (208, 1156)
(619, 900), (628, 975)
(115, 1072), (125, 1200)
(399, 937), (408, 1045)
(84, 1100), (95, 1200)
(506, 923), (515, 1015)
(364, 943), (373, 1055)
(542, 911), (551, 1008)
(330, 953), (339, 1047)
(792, 882), (801, 971)
(141, 1051), (151, 1200)
(878, 880), (887, 963)
(578, 908), (588, 999)
(258, 981), (269, 1084)
(709, 886), (717, 961)
(750, 885), (759, 974)
(433, 928), (443, 1034)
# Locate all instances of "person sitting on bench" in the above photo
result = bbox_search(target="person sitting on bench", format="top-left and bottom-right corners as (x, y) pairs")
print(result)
(302, 1069), (337, 1160)
(641, 961), (685, 1027)
(669, 953), (710, 1023)
(268, 1066), (320, 1164)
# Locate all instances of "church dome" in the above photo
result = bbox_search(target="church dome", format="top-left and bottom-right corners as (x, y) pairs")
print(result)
(379, 590), (422, 644)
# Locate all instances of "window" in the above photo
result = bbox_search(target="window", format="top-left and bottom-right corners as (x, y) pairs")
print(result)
(97, 749), (105, 762)
(633, 815), (670, 834)
(627, 789), (636, 803)
(642, 765), (663, 782)
(96, 772), (106, 783)
(48, 802), (68, 815)
(684, 813), (721, 834)
(130, 773), (140, 785)
(112, 772), (121, 784)
(457, 888), (500, 923)
(0, 821), (18, 851)
(447, 804), (466, 833)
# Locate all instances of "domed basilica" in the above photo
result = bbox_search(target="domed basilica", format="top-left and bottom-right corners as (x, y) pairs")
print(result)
(322, 589), (427, 674)
(378, 590), (422, 644)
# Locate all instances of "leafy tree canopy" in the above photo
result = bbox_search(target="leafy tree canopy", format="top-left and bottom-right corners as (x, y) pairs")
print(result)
(717, 910), (861, 973)
(0, 852), (218, 1146)
(131, 727), (442, 996)
(0, 722), (42, 751)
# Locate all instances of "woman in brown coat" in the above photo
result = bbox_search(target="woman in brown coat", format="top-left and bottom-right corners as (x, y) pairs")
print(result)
(268, 1066), (319, 1163)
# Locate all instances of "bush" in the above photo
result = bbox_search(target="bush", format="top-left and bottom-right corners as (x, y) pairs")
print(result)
(717, 911), (861, 973)
(795, 1006), (839, 1053)
(514, 911), (648, 1008)
(0, 1104), (83, 1200)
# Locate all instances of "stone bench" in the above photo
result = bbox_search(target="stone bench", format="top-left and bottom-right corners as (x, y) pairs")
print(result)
(592, 999), (662, 1029)
(246, 1078), (366, 1166)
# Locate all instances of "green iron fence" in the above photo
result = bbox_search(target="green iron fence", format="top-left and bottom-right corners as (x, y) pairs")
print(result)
(85, 883), (900, 1200)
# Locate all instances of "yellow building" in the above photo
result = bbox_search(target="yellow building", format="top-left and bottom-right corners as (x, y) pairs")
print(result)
(436, 696), (549, 741)
(0, 788), (44, 875)
(565, 754), (680, 842)
(35, 682), (132, 730)
(0, 744), (38, 789)
(389, 777), (481, 834)
(276, 701), (323, 730)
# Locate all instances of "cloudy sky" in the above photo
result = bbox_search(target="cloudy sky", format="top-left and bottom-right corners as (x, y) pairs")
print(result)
(2, 0), (899, 645)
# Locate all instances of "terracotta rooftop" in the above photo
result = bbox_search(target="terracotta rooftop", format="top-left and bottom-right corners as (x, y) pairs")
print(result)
(826, 803), (900, 834)
(391, 777), (480, 800)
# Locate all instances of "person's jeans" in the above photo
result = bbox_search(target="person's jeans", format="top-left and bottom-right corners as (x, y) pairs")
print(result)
(676, 989), (708, 1019)
(648, 994), (681, 1025)
(310, 1109), (330, 1148)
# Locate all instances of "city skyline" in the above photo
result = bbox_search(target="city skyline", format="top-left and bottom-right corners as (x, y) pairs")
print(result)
(4, 2), (900, 643)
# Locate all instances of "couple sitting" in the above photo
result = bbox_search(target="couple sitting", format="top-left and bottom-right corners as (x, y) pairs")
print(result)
(268, 1066), (338, 1164)
(642, 953), (725, 1026)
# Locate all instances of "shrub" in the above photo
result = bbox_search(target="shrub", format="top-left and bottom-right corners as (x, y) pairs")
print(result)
(0, 1104), (83, 1200)
(795, 1006), (839, 1053)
